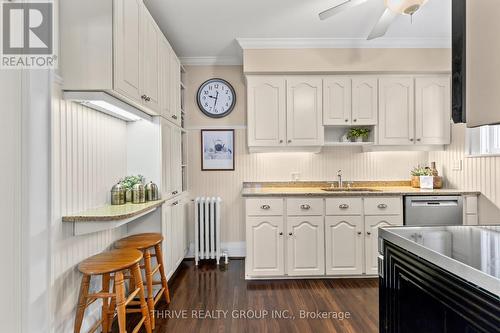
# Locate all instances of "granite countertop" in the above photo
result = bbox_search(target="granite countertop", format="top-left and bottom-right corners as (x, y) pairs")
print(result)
(241, 181), (481, 197)
(380, 225), (500, 297)
(62, 199), (166, 222)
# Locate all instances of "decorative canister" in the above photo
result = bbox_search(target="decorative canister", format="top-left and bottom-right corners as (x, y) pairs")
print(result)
(111, 183), (125, 205)
(433, 176), (443, 189)
(132, 183), (145, 204)
(125, 189), (132, 202)
(411, 176), (420, 188)
(145, 182), (159, 201)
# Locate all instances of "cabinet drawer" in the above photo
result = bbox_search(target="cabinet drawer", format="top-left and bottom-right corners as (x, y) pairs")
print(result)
(246, 198), (284, 216)
(287, 198), (324, 216)
(325, 198), (363, 215)
(364, 197), (402, 215)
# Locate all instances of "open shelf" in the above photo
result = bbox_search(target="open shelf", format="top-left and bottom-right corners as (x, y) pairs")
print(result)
(324, 142), (374, 147)
(324, 125), (377, 146)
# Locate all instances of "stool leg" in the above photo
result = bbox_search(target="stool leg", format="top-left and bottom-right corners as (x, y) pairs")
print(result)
(132, 263), (152, 333)
(143, 249), (155, 329)
(155, 244), (171, 304)
(101, 273), (111, 333)
(114, 271), (127, 333)
(107, 277), (116, 332)
(74, 274), (91, 333)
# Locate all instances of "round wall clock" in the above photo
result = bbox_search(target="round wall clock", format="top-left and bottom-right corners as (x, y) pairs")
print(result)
(196, 78), (236, 118)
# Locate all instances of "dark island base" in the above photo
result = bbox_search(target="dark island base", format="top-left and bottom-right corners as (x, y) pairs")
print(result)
(380, 242), (500, 333)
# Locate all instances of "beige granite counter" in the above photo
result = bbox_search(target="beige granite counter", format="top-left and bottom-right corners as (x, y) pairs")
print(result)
(62, 199), (166, 222)
(241, 181), (480, 197)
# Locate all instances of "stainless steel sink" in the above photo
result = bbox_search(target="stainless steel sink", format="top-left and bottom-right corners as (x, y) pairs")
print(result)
(321, 188), (382, 192)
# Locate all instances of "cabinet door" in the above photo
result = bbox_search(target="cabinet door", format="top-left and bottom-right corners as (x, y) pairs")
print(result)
(415, 77), (451, 145)
(161, 119), (173, 196)
(170, 127), (182, 196)
(286, 216), (325, 276)
(247, 76), (286, 147)
(364, 215), (403, 275)
(325, 216), (363, 275)
(140, 10), (161, 113)
(286, 78), (324, 146)
(159, 37), (172, 119)
(161, 203), (174, 278)
(379, 77), (415, 145)
(172, 200), (186, 267)
(352, 77), (378, 125)
(114, 0), (142, 103)
(169, 54), (181, 125)
(323, 77), (352, 125)
(246, 216), (284, 277)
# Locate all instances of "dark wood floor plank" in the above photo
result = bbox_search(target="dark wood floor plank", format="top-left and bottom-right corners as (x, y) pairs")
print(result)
(115, 259), (378, 333)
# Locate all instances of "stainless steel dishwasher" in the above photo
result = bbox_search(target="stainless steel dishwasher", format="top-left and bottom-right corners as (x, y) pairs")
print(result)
(404, 196), (463, 226)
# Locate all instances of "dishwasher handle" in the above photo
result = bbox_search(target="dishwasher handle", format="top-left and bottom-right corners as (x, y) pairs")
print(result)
(411, 200), (459, 207)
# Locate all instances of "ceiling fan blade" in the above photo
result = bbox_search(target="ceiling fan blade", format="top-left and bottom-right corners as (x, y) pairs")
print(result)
(367, 8), (399, 40)
(319, 0), (369, 21)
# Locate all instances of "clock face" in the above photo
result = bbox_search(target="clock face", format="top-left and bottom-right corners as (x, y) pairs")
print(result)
(196, 79), (236, 118)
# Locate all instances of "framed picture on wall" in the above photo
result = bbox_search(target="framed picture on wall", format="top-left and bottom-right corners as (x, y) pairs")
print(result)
(201, 129), (235, 171)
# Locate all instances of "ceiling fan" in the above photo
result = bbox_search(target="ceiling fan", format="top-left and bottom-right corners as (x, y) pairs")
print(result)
(319, 0), (430, 40)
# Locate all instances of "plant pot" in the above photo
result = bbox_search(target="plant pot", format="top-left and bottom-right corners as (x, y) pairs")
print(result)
(355, 137), (364, 143)
(411, 176), (420, 188)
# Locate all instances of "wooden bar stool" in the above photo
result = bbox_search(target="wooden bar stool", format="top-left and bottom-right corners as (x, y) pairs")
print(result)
(74, 248), (152, 333)
(115, 233), (171, 329)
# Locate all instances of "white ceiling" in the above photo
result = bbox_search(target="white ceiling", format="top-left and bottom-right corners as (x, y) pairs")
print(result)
(144, 0), (451, 64)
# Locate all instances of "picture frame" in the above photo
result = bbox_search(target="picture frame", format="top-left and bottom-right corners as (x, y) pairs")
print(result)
(201, 129), (235, 171)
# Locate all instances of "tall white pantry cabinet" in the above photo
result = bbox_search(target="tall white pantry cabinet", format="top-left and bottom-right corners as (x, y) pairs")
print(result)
(60, 0), (188, 279)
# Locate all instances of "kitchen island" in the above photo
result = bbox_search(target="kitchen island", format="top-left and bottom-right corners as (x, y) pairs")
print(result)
(379, 226), (500, 333)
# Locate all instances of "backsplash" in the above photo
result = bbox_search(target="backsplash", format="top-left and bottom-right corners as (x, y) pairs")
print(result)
(50, 82), (128, 332)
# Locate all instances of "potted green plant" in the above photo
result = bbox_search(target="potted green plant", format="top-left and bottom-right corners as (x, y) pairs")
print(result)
(347, 128), (371, 143)
(410, 166), (433, 188)
(120, 175), (145, 202)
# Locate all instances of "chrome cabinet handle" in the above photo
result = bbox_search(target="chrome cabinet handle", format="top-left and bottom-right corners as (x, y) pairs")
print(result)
(288, 232), (293, 236)
(172, 191), (178, 195)
(279, 139), (284, 143)
(367, 231), (372, 235)
(261, 205), (271, 210)
(345, 119), (349, 122)
(172, 115), (178, 120)
(141, 94), (147, 100)
(279, 232), (283, 236)
(145, 96), (151, 102)
(353, 119), (357, 122)
(410, 138), (414, 142)
(416, 138), (421, 142)
(357, 231), (362, 235)
(172, 201), (179, 206)
(300, 204), (311, 210)
(288, 140), (292, 143)
(339, 204), (349, 209)
(378, 204), (388, 209)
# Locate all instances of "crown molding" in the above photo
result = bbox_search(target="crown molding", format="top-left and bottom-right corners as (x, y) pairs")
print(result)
(237, 37), (451, 49)
(180, 56), (242, 66)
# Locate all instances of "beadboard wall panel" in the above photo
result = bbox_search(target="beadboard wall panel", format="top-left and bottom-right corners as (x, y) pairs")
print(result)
(51, 82), (128, 333)
(187, 129), (428, 244)
(429, 124), (500, 224)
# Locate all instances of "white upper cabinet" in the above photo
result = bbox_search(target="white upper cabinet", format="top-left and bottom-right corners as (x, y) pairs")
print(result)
(61, 0), (180, 117)
(286, 216), (325, 276)
(169, 55), (182, 126)
(139, 9), (161, 113)
(323, 77), (352, 125)
(286, 77), (324, 146)
(378, 77), (415, 145)
(352, 77), (378, 125)
(247, 77), (287, 147)
(114, 0), (142, 103)
(415, 77), (451, 145)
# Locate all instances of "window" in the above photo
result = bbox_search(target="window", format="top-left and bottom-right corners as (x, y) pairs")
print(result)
(467, 125), (500, 156)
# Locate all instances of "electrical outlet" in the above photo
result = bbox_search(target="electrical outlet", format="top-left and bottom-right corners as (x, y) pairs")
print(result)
(452, 160), (463, 171)
(291, 172), (300, 181)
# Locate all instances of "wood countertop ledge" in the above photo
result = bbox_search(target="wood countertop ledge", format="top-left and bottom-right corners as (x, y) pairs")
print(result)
(62, 200), (166, 222)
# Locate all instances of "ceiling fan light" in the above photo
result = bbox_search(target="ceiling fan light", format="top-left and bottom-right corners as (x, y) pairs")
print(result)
(385, 0), (428, 15)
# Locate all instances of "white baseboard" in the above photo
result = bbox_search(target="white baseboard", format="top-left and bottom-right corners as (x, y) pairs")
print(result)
(186, 241), (245, 258)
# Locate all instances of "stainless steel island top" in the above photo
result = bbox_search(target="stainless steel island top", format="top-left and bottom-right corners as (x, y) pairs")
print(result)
(379, 225), (500, 297)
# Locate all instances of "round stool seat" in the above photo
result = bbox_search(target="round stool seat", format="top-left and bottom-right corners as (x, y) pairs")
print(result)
(115, 233), (163, 250)
(78, 248), (143, 275)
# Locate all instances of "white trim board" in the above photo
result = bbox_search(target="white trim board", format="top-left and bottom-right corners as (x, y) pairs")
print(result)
(237, 37), (451, 49)
(180, 56), (242, 66)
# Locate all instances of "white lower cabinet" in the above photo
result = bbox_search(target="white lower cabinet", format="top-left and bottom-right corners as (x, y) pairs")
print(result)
(245, 196), (404, 279)
(325, 216), (363, 275)
(286, 216), (325, 276)
(364, 215), (403, 275)
(245, 216), (285, 277)
(162, 198), (188, 279)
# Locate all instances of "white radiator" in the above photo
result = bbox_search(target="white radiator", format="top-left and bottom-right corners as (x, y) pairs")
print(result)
(194, 197), (228, 265)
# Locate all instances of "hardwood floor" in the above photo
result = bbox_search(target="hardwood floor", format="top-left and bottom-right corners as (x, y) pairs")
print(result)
(117, 259), (379, 333)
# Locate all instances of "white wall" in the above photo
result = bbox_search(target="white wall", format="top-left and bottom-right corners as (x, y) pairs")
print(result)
(429, 124), (500, 225)
(185, 65), (429, 252)
(50, 80), (129, 333)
